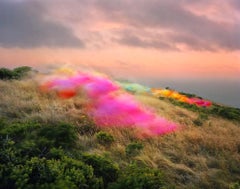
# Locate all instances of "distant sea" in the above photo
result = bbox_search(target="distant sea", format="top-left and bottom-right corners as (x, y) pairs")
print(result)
(139, 78), (240, 109)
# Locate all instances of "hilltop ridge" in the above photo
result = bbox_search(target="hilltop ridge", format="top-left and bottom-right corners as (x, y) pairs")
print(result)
(0, 68), (239, 189)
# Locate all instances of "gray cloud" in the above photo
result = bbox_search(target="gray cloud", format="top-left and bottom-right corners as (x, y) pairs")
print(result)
(1, 0), (239, 51)
(95, 0), (240, 51)
(115, 30), (177, 50)
(0, 0), (84, 48)
(230, 0), (240, 10)
(169, 33), (215, 51)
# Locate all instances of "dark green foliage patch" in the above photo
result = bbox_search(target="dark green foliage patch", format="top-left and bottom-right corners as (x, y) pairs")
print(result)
(0, 120), (166, 189)
(0, 66), (32, 80)
(96, 131), (114, 146)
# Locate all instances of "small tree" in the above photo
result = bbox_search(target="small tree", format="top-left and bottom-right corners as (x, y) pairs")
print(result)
(96, 131), (114, 146)
(0, 68), (14, 80)
(0, 66), (32, 80)
(13, 66), (32, 79)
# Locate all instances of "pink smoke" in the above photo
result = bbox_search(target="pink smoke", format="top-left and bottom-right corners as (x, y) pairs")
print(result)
(39, 70), (178, 137)
(188, 98), (212, 107)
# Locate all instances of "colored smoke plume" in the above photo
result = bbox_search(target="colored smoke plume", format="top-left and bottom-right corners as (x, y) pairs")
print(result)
(119, 82), (212, 107)
(151, 89), (212, 107)
(39, 68), (178, 137)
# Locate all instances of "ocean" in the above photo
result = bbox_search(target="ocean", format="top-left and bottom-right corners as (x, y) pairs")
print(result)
(139, 78), (240, 109)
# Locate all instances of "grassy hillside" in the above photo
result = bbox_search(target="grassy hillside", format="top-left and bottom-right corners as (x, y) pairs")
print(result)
(0, 78), (240, 189)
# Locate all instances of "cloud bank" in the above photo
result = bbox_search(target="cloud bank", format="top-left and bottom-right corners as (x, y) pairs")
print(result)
(0, 0), (239, 51)
(0, 0), (84, 48)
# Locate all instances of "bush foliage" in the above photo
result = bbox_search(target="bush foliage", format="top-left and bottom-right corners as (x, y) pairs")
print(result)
(96, 131), (114, 146)
(125, 142), (144, 157)
(0, 66), (32, 80)
(108, 163), (165, 189)
(0, 120), (166, 189)
(166, 96), (240, 122)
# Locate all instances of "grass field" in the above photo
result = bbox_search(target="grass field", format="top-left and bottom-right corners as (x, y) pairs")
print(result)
(0, 78), (239, 189)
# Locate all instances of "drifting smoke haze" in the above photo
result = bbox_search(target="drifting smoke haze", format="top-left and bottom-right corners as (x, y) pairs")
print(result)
(39, 68), (179, 138)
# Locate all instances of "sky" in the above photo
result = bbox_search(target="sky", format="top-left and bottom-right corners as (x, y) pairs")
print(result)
(0, 0), (239, 81)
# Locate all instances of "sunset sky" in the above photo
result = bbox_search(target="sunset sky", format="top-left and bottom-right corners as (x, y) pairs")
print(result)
(0, 0), (239, 81)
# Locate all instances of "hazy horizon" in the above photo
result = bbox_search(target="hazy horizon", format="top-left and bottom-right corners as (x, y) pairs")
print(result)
(139, 78), (240, 109)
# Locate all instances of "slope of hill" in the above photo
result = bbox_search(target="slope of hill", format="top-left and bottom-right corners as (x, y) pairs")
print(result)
(0, 77), (239, 189)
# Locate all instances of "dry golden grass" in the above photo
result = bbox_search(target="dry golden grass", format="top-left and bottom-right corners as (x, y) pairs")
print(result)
(0, 79), (86, 124)
(0, 79), (239, 188)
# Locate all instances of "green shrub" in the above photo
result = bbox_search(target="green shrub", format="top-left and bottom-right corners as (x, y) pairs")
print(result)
(0, 66), (32, 80)
(218, 107), (240, 121)
(82, 153), (119, 187)
(0, 68), (14, 80)
(230, 181), (240, 189)
(47, 147), (66, 160)
(96, 131), (114, 146)
(8, 156), (103, 189)
(125, 142), (144, 157)
(0, 136), (19, 165)
(0, 122), (40, 141)
(0, 120), (120, 189)
(13, 66), (32, 79)
(37, 123), (77, 149)
(228, 158), (240, 174)
(108, 163), (165, 189)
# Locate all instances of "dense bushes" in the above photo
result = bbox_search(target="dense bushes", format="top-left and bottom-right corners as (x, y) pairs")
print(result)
(0, 66), (32, 80)
(108, 163), (165, 189)
(82, 154), (119, 187)
(36, 123), (78, 149)
(7, 157), (102, 189)
(0, 120), (166, 189)
(0, 121), (103, 188)
(212, 105), (240, 121)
